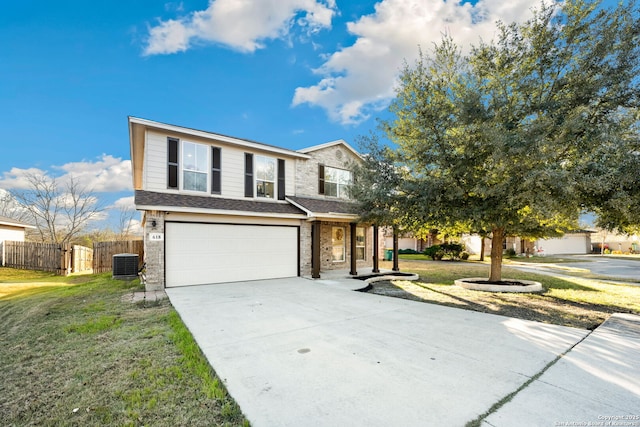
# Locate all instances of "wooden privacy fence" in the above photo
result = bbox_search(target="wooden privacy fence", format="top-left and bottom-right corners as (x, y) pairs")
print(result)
(1, 240), (144, 275)
(1, 241), (69, 274)
(92, 240), (144, 274)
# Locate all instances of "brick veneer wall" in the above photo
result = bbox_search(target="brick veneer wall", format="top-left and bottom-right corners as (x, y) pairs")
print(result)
(295, 144), (358, 197)
(143, 210), (165, 291)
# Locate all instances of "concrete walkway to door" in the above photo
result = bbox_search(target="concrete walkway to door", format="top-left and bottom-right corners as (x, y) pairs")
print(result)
(166, 277), (640, 427)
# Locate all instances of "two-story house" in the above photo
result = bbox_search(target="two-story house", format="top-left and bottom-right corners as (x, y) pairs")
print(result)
(128, 117), (382, 290)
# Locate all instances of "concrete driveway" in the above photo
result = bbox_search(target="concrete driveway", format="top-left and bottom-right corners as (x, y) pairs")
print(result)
(166, 277), (640, 426)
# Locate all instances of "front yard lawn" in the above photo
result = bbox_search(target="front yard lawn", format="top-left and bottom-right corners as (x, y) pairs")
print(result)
(374, 260), (640, 330)
(0, 268), (248, 427)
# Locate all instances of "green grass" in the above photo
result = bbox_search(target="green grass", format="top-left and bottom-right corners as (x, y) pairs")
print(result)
(398, 253), (431, 261)
(375, 260), (640, 329)
(0, 267), (249, 427)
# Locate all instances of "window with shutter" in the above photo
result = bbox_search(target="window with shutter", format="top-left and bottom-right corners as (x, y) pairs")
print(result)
(211, 147), (221, 194)
(277, 159), (285, 200)
(167, 137), (179, 189)
(318, 164), (325, 195)
(255, 155), (275, 198)
(182, 142), (208, 192)
(244, 153), (254, 197)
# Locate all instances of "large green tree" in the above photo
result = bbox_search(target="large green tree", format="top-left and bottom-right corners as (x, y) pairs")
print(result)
(354, 0), (639, 281)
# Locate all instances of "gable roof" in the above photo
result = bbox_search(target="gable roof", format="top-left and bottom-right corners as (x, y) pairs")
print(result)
(298, 139), (362, 159)
(0, 215), (35, 229)
(129, 117), (310, 159)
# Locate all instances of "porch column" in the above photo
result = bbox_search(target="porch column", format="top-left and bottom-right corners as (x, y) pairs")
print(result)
(349, 222), (357, 276)
(311, 221), (321, 279)
(372, 224), (380, 273)
(392, 230), (400, 272)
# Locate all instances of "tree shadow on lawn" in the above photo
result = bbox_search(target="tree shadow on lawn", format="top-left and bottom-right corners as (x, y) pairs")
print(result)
(367, 278), (631, 330)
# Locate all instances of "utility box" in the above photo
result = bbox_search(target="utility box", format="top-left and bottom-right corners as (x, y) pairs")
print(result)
(112, 253), (139, 280)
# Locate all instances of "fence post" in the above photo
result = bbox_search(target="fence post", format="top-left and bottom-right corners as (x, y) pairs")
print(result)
(59, 244), (71, 276)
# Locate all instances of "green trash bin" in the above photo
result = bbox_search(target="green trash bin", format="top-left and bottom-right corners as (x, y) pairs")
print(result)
(384, 249), (393, 261)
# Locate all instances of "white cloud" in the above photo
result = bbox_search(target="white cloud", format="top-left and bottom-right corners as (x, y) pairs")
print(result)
(292, 0), (543, 125)
(144, 0), (337, 55)
(55, 154), (132, 193)
(0, 167), (48, 190)
(111, 196), (135, 210)
(0, 155), (132, 193)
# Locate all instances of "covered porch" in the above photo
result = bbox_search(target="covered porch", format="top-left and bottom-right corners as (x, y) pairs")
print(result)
(287, 196), (400, 278)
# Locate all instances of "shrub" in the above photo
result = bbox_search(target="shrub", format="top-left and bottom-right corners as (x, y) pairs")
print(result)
(460, 251), (470, 260)
(398, 249), (418, 254)
(424, 245), (444, 260)
(505, 248), (517, 258)
(425, 243), (464, 260)
(441, 243), (464, 260)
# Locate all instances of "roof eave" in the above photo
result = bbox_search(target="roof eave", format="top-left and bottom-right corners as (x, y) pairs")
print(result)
(128, 116), (311, 159)
(298, 139), (362, 160)
(135, 204), (307, 220)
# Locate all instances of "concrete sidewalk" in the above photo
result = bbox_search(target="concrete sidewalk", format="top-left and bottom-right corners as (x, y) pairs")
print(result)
(485, 313), (640, 426)
(167, 278), (639, 426)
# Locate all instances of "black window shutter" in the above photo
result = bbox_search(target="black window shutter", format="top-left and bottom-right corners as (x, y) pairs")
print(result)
(211, 147), (221, 194)
(277, 159), (285, 200)
(318, 164), (325, 195)
(244, 153), (254, 197)
(167, 138), (179, 189)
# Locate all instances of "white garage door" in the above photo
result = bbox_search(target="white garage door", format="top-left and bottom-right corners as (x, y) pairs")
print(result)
(165, 223), (298, 287)
(537, 235), (588, 255)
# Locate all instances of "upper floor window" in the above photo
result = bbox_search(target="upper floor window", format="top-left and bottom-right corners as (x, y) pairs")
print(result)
(322, 166), (352, 199)
(256, 155), (276, 198)
(167, 137), (221, 194)
(183, 142), (208, 192)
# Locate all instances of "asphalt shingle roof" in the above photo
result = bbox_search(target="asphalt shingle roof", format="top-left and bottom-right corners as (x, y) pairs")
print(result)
(286, 196), (357, 215)
(135, 190), (306, 215)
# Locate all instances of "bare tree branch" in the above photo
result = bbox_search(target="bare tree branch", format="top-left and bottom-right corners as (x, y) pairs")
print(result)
(10, 172), (104, 244)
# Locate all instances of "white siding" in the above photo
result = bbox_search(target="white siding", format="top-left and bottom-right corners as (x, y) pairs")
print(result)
(143, 130), (297, 200)
(220, 145), (246, 198)
(144, 130), (169, 191)
(0, 226), (26, 243)
(285, 158), (295, 196)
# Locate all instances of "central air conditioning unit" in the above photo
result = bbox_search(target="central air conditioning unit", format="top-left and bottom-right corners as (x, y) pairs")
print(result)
(112, 253), (139, 280)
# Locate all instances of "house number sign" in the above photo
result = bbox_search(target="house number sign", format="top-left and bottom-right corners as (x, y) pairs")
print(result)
(149, 233), (164, 241)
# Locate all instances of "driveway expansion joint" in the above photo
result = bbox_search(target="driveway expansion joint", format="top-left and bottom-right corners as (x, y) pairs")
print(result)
(467, 328), (595, 427)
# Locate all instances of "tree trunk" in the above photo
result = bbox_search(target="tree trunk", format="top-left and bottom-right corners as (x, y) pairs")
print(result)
(480, 236), (485, 262)
(489, 228), (505, 282)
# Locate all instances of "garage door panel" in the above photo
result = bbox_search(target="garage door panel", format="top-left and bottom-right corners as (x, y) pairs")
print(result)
(166, 223), (298, 287)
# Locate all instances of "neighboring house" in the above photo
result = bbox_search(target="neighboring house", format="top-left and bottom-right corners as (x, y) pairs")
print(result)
(589, 229), (640, 253)
(129, 117), (382, 290)
(382, 228), (440, 252)
(394, 231), (593, 256)
(0, 216), (35, 266)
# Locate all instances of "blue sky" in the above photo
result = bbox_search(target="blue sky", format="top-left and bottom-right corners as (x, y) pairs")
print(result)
(0, 0), (552, 231)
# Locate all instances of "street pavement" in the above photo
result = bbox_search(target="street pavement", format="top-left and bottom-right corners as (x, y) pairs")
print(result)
(508, 254), (640, 285)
